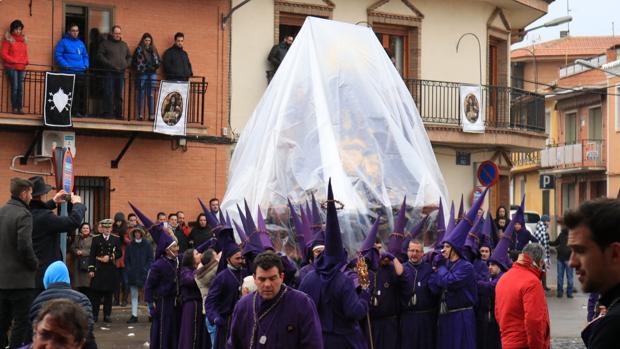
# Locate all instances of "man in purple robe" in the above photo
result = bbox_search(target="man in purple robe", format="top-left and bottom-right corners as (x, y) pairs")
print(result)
(227, 251), (322, 348)
(205, 238), (246, 349)
(298, 179), (370, 349)
(399, 238), (438, 349)
(131, 203), (181, 349)
(428, 188), (488, 349)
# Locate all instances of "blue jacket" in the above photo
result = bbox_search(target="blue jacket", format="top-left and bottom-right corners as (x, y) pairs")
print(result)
(55, 33), (89, 72)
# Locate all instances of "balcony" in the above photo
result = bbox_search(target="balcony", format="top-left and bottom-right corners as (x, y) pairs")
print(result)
(404, 78), (547, 150)
(540, 139), (606, 173)
(512, 150), (541, 169)
(0, 68), (209, 136)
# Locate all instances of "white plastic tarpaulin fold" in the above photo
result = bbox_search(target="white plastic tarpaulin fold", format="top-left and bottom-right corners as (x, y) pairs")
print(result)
(222, 17), (448, 251)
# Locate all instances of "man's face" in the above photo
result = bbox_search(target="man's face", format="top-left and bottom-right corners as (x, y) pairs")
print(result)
(373, 241), (383, 252)
(68, 26), (79, 39)
(568, 225), (616, 293)
(285, 36), (293, 45)
(228, 251), (244, 268)
(514, 222), (522, 231)
(32, 314), (84, 349)
(312, 246), (324, 260)
(158, 214), (167, 224)
(175, 36), (184, 49)
(210, 200), (220, 213)
(479, 247), (490, 261)
(441, 242), (453, 260)
(128, 216), (137, 227)
(407, 241), (424, 263)
(168, 215), (178, 227)
(254, 266), (283, 300)
(488, 262), (500, 277)
(20, 187), (33, 205)
(498, 218), (506, 228)
(177, 213), (185, 224)
(100, 226), (111, 235)
(112, 27), (122, 41)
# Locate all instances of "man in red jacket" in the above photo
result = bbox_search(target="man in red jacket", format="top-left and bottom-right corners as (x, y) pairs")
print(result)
(495, 243), (550, 349)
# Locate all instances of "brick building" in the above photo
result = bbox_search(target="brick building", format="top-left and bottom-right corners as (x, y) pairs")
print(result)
(1, 0), (232, 224)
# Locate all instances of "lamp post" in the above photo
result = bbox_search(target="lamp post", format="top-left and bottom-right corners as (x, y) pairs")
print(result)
(522, 15), (573, 35)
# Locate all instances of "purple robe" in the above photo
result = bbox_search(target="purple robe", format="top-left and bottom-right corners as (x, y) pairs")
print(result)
(368, 264), (399, 349)
(298, 269), (370, 349)
(471, 258), (490, 349)
(587, 293), (600, 322)
(204, 266), (247, 349)
(477, 271), (503, 349)
(145, 256), (180, 349)
(399, 260), (438, 349)
(429, 258), (477, 349)
(226, 285), (323, 348)
(179, 266), (209, 349)
(297, 263), (315, 286)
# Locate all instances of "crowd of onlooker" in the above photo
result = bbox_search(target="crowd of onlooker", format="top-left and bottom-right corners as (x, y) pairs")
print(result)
(1, 19), (193, 120)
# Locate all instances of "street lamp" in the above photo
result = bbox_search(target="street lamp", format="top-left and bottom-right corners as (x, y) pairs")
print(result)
(575, 59), (620, 78)
(522, 15), (573, 34)
(513, 47), (538, 92)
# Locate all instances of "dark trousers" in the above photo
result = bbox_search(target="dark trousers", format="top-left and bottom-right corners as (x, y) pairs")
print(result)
(73, 73), (87, 116)
(91, 290), (113, 319)
(0, 289), (34, 349)
(102, 71), (124, 118)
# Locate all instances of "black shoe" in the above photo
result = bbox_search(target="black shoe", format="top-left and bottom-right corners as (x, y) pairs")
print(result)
(121, 302), (127, 307)
(148, 316), (152, 323)
(15, 109), (24, 115)
(543, 287), (551, 291)
(567, 294), (574, 298)
(103, 316), (111, 323)
(94, 316), (99, 323)
(557, 293), (563, 298)
(126, 316), (138, 324)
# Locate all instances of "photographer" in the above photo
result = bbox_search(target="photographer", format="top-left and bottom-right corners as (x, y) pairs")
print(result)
(29, 176), (86, 295)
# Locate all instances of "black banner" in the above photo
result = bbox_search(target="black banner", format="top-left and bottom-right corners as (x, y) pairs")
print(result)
(44, 72), (75, 127)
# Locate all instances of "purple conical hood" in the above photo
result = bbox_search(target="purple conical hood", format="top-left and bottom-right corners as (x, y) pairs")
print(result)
(225, 212), (232, 228)
(257, 206), (267, 232)
(457, 194), (464, 222)
(218, 210), (226, 226)
(244, 199), (257, 234)
(360, 216), (381, 253)
(489, 196), (524, 271)
(464, 214), (484, 257)
(289, 199), (312, 254)
(255, 206), (274, 250)
(310, 193), (322, 232)
(236, 203), (250, 237)
(242, 231), (265, 257)
(393, 197), (408, 234)
(442, 187), (489, 257)
(233, 219), (248, 243)
(481, 212), (493, 248)
(129, 202), (174, 257)
(322, 179), (345, 261)
(199, 198), (220, 229)
(410, 215), (429, 240)
(447, 201), (456, 234)
(436, 198), (446, 236)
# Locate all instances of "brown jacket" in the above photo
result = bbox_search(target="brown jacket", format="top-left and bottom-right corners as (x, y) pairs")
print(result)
(96, 38), (131, 71)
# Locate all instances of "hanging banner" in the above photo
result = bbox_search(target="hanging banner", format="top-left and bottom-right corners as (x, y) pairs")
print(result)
(460, 85), (485, 133)
(153, 81), (189, 136)
(44, 72), (75, 127)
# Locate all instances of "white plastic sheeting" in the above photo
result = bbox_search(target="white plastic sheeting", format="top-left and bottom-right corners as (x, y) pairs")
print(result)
(222, 17), (448, 251)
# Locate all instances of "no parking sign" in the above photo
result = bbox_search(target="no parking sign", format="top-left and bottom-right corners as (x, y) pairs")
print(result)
(477, 161), (499, 187)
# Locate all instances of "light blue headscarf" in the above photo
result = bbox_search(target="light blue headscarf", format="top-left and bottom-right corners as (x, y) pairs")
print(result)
(43, 261), (70, 289)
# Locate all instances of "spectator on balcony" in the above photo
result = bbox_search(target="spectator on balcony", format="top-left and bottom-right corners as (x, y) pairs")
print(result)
(267, 35), (293, 82)
(132, 33), (160, 121)
(1, 20), (29, 114)
(162, 32), (192, 81)
(55, 23), (89, 117)
(96, 25), (131, 119)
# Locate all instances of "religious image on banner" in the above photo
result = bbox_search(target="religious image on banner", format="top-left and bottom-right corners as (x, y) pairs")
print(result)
(460, 85), (485, 133)
(44, 72), (75, 127)
(153, 81), (189, 136)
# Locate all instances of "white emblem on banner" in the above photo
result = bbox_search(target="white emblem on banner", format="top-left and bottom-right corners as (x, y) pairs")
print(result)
(460, 85), (485, 133)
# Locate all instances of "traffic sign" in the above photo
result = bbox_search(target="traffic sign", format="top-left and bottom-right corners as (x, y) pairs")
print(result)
(539, 174), (555, 189)
(62, 148), (74, 193)
(477, 160), (499, 187)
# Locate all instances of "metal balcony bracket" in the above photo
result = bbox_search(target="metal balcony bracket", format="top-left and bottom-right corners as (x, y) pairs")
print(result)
(111, 133), (137, 169)
(20, 129), (43, 165)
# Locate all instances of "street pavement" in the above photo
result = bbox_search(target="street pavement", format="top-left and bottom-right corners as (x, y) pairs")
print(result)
(93, 250), (588, 348)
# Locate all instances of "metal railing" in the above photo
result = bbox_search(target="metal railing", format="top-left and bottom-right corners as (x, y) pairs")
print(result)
(404, 78), (545, 133)
(540, 139), (606, 169)
(0, 68), (207, 125)
(512, 151), (541, 167)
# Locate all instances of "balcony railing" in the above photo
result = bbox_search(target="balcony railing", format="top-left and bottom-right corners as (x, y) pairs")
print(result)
(404, 78), (545, 133)
(541, 139), (606, 169)
(512, 151), (541, 167)
(0, 68), (207, 125)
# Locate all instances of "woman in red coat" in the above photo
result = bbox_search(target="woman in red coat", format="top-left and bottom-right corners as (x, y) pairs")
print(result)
(1, 20), (28, 114)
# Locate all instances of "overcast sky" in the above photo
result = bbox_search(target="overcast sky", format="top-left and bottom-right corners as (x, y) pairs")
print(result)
(512, 0), (620, 48)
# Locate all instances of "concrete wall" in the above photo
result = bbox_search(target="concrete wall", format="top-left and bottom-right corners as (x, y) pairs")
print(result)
(230, 0), (504, 133)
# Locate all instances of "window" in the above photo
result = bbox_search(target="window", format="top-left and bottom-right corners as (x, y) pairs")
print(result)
(545, 110), (551, 135)
(511, 62), (524, 89)
(562, 182), (576, 212)
(588, 107), (602, 140)
(64, 4), (113, 46)
(565, 112), (577, 144)
(74, 177), (110, 227)
(375, 26), (409, 77)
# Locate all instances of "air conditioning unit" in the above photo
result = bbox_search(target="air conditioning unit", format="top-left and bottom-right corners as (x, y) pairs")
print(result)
(36, 130), (76, 158)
